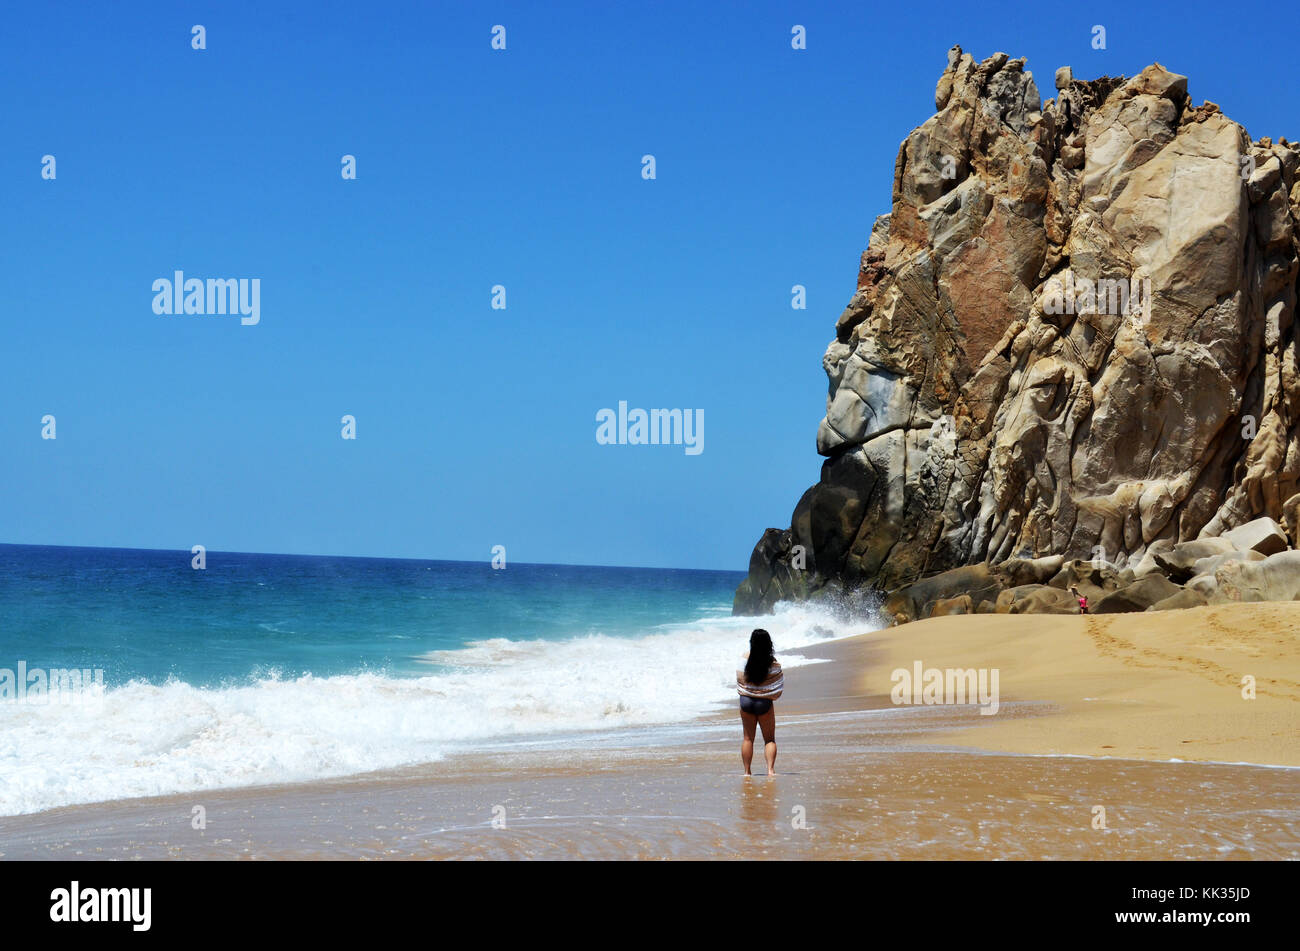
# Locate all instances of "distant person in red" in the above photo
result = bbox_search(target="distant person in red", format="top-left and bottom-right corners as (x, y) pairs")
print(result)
(1070, 584), (1088, 614)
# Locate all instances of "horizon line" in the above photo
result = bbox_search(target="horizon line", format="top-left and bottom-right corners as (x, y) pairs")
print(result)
(0, 540), (745, 575)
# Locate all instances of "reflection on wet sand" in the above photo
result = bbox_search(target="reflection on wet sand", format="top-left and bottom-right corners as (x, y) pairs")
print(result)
(739, 778), (781, 828)
(3, 604), (1298, 860)
(2, 717), (1296, 860)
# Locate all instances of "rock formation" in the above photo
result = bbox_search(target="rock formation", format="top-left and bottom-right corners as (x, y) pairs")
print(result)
(735, 46), (1300, 618)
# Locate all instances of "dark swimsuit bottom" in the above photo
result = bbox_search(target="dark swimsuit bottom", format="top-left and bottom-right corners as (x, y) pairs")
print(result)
(739, 695), (772, 715)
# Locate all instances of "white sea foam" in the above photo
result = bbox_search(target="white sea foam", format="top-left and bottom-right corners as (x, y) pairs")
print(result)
(0, 600), (879, 816)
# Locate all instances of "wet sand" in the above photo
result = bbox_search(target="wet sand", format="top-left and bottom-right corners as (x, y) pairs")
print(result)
(2, 603), (1298, 859)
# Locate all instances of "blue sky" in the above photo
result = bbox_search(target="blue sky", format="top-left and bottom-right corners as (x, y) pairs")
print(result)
(1, 0), (1295, 570)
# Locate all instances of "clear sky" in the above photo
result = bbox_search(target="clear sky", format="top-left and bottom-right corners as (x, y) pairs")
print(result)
(2, 0), (1295, 569)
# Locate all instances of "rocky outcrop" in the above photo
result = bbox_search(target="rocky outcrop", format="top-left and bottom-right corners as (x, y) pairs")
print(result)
(1212, 549), (1300, 602)
(1092, 574), (1182, 613)
(875, 517), (1298, 622)
(735, 46), (1300, 617)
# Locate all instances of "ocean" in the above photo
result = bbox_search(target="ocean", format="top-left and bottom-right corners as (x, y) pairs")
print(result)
(0, 544), (872, 816)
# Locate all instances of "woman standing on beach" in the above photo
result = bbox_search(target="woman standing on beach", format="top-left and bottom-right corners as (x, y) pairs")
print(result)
(736, 628), (782, 776)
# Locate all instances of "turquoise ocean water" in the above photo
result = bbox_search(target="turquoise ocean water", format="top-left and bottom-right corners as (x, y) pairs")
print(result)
(0, 543), (867, 815)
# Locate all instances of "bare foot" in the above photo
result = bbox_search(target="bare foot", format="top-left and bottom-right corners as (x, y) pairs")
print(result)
(767, 770), (777, 776)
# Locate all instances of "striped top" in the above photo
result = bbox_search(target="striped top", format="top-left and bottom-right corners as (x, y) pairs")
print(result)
(736, 655), (784, 700)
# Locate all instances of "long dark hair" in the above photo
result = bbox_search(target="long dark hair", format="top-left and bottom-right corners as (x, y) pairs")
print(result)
(744, 629), (774, 685)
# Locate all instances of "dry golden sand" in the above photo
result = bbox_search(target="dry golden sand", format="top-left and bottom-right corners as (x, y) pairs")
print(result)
(0, 602), (1297, 859)
(846, 601), (1300, 767)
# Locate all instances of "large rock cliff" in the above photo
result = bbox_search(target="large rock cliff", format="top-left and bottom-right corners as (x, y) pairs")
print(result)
(735, 47), (1300, 615)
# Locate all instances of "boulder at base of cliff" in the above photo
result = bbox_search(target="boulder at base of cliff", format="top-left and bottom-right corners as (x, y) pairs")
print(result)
(731, 527), (820, 614)
(1212, 550), (1300, 602)
(995, 555), (1066, 587)
(1092, 575), (1184, 613)
(884, 563), (1004, 623)
(930, 594), (974, 616)
(1153, 539), (1237, 582)
(1003, 587), (1076, 615)
(1221, 517), (1290, 557)
(1132, 541), (1175, 579)
(995, 585), (1042, 613)
(1047, 560), (1123, 602)
(1148, 588), (1209, 611)
(1189, 549), (1266, 578)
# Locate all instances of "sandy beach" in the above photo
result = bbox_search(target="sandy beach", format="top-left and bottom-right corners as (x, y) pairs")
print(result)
(2, 602), (1297, 860)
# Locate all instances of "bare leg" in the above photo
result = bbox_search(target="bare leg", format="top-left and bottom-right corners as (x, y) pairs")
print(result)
(739, 710), (758, 775)
(758, 708), (777, 775)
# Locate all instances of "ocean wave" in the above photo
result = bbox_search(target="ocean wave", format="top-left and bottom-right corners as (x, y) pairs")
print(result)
(0, 600), (879, 816)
